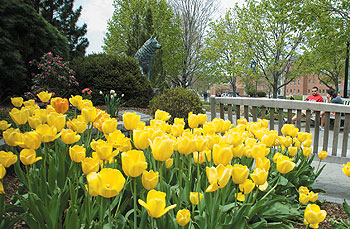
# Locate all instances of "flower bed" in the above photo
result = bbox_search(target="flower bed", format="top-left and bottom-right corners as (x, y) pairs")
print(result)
(0, 93), (331, 228)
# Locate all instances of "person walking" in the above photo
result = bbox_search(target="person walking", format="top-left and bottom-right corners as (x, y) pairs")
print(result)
(320, 88), (343, 130)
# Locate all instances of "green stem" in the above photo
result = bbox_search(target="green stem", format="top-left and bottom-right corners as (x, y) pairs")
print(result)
(316, 160), (321, 174)
(133, 178), (137, 229)
(159, 161), (163, 192)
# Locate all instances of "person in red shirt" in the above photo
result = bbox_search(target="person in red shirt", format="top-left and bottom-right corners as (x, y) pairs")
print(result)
(292, 86), (323, 124)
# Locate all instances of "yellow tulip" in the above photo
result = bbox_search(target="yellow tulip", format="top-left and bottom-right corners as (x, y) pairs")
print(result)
(232, 144), (245, 158)
(47, 112), (66, 132)
(123, 112), (140, 130)
(0, 120), (11, 131)
(81, 107), (97, 123)
(174, 118), (185, 126)
(309, 191), (318, 202)
(23, 99), (35, 107)
(303, 147), (312, 158)
(142, 170), (159, 190)
(138, 189), (176, 218)
(231, 164), (249, 184)
(282, 136), (292, 147)
(224, 132), (243, 147)
(37, 91), (52, 103)
(78, 99), (93, 110)
(194, 136), (208, 152)
(276, 158), (295, 174)
(28, 116), (42, 129)
(250, 168), (268, 186)
(98, 168), (126, 198)
(149, 136), (174, 161)
(202, 123), (216, 135)
(155, 109), (171, 121)
(197, 113), (207, 125)
(121, 150), (148, 177)
(261, 133), (276, 147)
(237, 118), (247, 125)
(101, 118), (117, 135)
(0, 181), (4, 194)
(133, 129), (150, 150)
(19, 149), (42, 165)
(255, 157), (270, 171)
(81, 157), (100, 175)
(193, 151), (211, 164)
(95, 141), (117, 161)
(299, 193), (309, 204)
(51, 97), (69, 114)
(0, 151), (18, 167)
(239, 179), (255, 194)
(69, 95), (83, 108)
(288, 146), (298, 157)
(303, 140), (312, 148)
(212, 144), (233, 166)
(176, 209), (191, 227)
(342, 162), (350, 177)
(0, 164), (5, 179)
(171, 124), (184, 137)
(165, 158), (173, 168)
(188, 112), (199, 128)
(177, 136), (194, 155)
(107, 130), (131, 152)
(11, 97), (23, 107)
(34, 109), (48, 123)
(35, 124), (60, 142)
(205, 164), (231, 192)
(235, 192), (245, 202)
(3, 128), (21, 146)
(251, 143), (266, 159)
(69, 145), (86, 163)
(304, 204), (327, 228)
(189, 192), (203, 205)
(318, 151), (328, 160)
(18, 131), (42, 149)
(86, 172), (100, 196)
(61, 129), (80, 145)
(71, 118), (87, 133)
(9, 108), (29, 125)
(212, 118), (231, 133)
(298, 186), (309, 195)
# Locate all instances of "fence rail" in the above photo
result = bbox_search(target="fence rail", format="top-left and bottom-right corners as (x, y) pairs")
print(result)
(210, 96), (350, 157)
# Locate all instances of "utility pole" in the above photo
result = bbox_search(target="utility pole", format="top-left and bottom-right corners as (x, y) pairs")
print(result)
(344, 42), (349, 97)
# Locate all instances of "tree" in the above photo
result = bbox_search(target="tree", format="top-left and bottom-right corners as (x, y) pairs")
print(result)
(168, 0), (218, 88)
(237, 0), (308, 98)
(0, 0), (69, 103)
(200, 8), (255, 96)
(104, 0), (184, 89)
(24, 0), (89, 59)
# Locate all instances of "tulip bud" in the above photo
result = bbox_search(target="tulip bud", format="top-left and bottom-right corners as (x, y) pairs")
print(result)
(189, 192), (203, 205)
(121, 150), (148, 177)
(11, 97), (23, 107)
(318, 151), (328, 160)
(0, 120), (11, 131)
(81, 157), (100, 175)
(304, 204), (327, 227)
(176, 209), (191, 227)
(142, 170), (159, 190)
(250, 168), (268, 186)
(165, 158), (173, 168)
(309, 191), (318, 202)
(69, 145), (86, 163)
(299, 193), (309, 204)
(343, 162), (350, 177)
(239, 179), (255, 194)
(231, 164), (249, 184)
(20, 149), (42, 165)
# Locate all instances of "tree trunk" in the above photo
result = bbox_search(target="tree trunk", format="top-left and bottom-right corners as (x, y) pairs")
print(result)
(230, 76), (236, 97)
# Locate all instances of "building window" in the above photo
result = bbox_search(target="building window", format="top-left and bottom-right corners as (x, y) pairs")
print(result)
(322, 89), (325, 93)
(294, 89), (296, 93)
(308, 89), (310, 93)
(319, 90), (321, 93)
(298, 89), (300, 93)
(298, 80), (300, 85)
(294, 81), (296, 85)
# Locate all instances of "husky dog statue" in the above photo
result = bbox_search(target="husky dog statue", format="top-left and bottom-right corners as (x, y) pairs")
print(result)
(134, 37), (161, 79)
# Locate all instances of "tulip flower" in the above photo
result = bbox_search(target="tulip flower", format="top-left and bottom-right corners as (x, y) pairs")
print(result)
(0, 120), (11, 131)
(194, 136), (208, 152)
(0, 181), (4, 194)
(86, 172), (100, 196)
(255, 157), (270, 172)
(19, 149), (42, 165)
(231, 164), (249, 184)
(309, 191), (318, 202)
(107, 130), (131, 152)
(298, 186), (310, 195)
(37, 91), (52, 103)
(224, 132), (244, 147)
(176, 209), (191, 226)
(206, 164), (231, 192)
(11, 97), (23, 107)
(123, 112), (140, 130)
(193, 151), (211, 164)
(3, 128), (21, 147)
(188, 112), (199, 128)
(212, 144), (233, 166)
(71, 118), (87, 133)
(78, 99), (93, 110)
(177, 136), (195, 155)
(35, 124), (60, 143)
(304, 204), (327, 228)
(239, 179), (255, 194)
(0, 164), (5, 179)
(189, 192), (203, 205)
(9, 108), (29, 125)
(251, 143), (266, 159)
(261, 133), (276, 147)
(133, 129), (150, 150)
(23, 99), (35, 107)
(232, 144), (245, 158)
(288, 146), (298, 157)
(95, 141), (118, 161)
(155, 109), (171, 121)
(142, 170), (159, 190)
(81, 107), (97, 123)
(342, 162), (350, 177)
(165, 158), (173, 168)
(250, 168), (268, 186)
(149, 136), (174, 161)
(121, 150), (148, 177)
(212, 118), (231, 133)
(198, 113), (207, 125)
(61, 129), (80, 145)
(47, 112), (66, 132)
(51, 97), (69, 114)
(28, 116), (42, 129)
(69, 145), (86, 163)
(138, 189), (176, 218)
(318, 151), (328, 160)
(0, 151), (18, 167)
(299, 193), (309, 205)
(276, 158), (295, 174)
(34, 109), (48, 123)
(101, 118), (118, 135)
(81, 157), (100, 175)
(69, 95), (83, 108)
(171, 124), (184, 137)
(303, 147), (312, 158)
(303, 140), (312, 147)
(98, 168), (126, 198)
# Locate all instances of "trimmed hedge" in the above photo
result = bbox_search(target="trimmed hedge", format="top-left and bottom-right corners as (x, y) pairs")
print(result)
(149, 87), (204, 124)
(71, 54), (154, 108)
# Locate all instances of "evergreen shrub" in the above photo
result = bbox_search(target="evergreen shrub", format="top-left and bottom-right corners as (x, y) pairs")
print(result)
(71, 54), (153, 107)
(149, 87), (204, 124)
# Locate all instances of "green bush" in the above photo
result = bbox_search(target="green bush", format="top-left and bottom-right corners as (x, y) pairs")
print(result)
(71, 54), (154, 108)
(149, 87), (204, 124)
(256, 91), (266, 97)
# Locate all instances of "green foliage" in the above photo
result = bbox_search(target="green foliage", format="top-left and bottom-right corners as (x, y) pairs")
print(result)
(0, 0), (69, 104)
(256, 91), (266, 97)
(149, 87), (204, 124)
(103, 0), (184, 89)
(71, 53), (154, 108)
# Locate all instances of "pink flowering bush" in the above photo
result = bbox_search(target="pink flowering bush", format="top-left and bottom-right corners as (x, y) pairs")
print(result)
(25, 52), (79, 100)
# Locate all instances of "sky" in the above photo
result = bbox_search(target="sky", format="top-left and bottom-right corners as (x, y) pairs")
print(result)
(75, 0), (245, 54)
